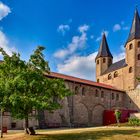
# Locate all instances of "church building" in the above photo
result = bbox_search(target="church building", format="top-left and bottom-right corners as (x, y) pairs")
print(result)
(96, 8), (140, 91)
(2, 8), (140, 129)
(39, 8), (140, 128)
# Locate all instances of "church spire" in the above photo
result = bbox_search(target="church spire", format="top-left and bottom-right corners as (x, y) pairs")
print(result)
(95, 33), (113, 60)
(126, 8), (140, 44)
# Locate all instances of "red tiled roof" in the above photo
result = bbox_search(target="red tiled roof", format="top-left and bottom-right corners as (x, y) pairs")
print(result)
(45, 72), (125, 92)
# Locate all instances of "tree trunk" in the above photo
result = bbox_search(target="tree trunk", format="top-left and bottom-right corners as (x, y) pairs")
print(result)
(24, 116), (29, 134)
(0, 109), (3, 138)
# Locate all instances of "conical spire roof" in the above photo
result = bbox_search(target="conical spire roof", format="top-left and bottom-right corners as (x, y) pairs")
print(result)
(126, 8), (140, 44)
(95, 33), (113, 60)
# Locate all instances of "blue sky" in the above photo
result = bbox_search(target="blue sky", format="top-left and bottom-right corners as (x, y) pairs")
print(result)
(0, 0), (140, 81)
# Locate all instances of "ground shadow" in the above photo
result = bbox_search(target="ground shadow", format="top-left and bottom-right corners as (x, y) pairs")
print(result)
(32, 129), (140, 140)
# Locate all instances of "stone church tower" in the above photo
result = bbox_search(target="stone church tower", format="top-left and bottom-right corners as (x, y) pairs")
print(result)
(95, 8), (140, 91)
(95, 33), (113, 80)
(125, 8), (140, 89)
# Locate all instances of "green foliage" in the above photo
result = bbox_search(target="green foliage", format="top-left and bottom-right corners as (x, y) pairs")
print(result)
(114, 110), (121, 126)
(114, 110), (121, 120)
(0, 46), (72, 128)
(128, 118), (140, 126)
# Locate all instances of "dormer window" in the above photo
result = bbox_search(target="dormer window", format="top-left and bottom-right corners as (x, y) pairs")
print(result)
(129, 67), (133, 73)
(103, 58), (106, 63)
(129, 43), (133, 50)
(108, 74), (112, 80)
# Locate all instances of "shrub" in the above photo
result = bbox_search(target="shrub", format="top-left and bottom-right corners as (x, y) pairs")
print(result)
(128, 118), (140, 126)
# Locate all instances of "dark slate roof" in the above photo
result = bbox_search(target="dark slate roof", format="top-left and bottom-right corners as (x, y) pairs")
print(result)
(126, 8), (140, 44)
(95, 33), (113, 60)
(103, 59), (127, 75)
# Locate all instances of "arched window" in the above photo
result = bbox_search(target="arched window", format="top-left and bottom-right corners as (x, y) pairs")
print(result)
(101, 91), (104, 98)
(112, 93), (114, 100)
(108, 74), (112, 80)
(97, 79), (99, 83)
(82, 87), (85, 96)
(114, 71), (118, 78)
(138, 54), (140, 60)
(103, 58), (106, 63)
(129, 67), (133, 73)
(75, 86), (79, 94)
(97, 60), (99, 64)
(138, 41), (140, 48)
(95, 89), (99, 97)
(129, 43), (133, 50)
(116, 94), (119, 101)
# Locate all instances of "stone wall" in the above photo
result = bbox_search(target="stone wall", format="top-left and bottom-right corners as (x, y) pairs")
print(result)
(0, 80), (126, 129)
(0, 114), (38, 129)
(125, 89), (140, 111)
(44, 80), (126, 127)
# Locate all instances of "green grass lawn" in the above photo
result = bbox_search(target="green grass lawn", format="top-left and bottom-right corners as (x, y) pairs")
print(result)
(3, 127), (140, 140)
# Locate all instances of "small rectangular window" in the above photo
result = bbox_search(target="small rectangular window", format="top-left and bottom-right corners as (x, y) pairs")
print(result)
(116, 94), (119, 101)
(138, 41), (140, 48)
(112, 93), (114, 100)
(101, 91), (104, 98)
(103, 58), (106, 63)
(97, 60), (99, 64)
(11, 123), (16, 128)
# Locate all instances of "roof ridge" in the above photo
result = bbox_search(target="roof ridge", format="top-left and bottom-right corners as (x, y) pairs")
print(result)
(46, 72), (125, 92)
(111, 59), (125, 65)
(102, 59), (127, 75)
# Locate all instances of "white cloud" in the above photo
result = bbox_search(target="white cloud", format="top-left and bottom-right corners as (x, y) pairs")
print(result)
(57, 24), (70, 35)
(113, 22), (129, 32)
(56, 44), (125, 81)
(0, 30), (17, 56)
(78, 24), (89, 33)
(113, 52), (125, 63)
(113, 24), (121, 32)
(53, 49), (69, 59)
(57, 52), (97, 81)
(113, 45), (125, 62)
(120, 44), (125, 52)
(96, 30), (109, 41)
(0, 2), (11, 20)
(0, 2), (17, 58)
(54, 24), (89, 59)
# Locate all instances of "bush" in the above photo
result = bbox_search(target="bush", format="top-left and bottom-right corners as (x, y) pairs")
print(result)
(128, 118), (140, 126)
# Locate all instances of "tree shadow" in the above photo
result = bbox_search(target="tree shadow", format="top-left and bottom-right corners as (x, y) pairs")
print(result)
(32, 129), (140, 140)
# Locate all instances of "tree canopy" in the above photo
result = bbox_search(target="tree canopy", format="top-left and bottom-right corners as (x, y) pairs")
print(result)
(0, 46), (71, 131)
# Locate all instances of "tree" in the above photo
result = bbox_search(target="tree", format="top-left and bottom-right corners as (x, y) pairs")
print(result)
(114, 109), (121, 126)
(0, 46), (71, 134)
(0, 49), (19, 137)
